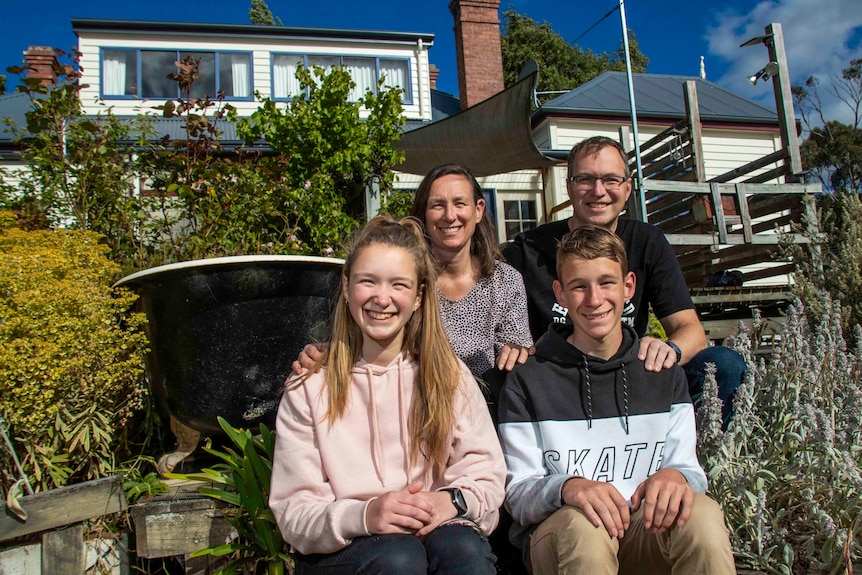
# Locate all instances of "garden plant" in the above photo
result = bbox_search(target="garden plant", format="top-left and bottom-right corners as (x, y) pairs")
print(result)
(697, 300), (862, 574)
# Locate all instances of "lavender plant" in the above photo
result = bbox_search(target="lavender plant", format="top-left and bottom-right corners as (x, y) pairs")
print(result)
(698, 298), (862, 574)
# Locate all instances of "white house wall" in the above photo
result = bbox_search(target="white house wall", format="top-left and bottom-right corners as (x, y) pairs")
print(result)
(77, 32), (432, 121)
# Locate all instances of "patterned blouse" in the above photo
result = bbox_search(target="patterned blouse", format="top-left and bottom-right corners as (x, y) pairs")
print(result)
(437, 260), (534, 377)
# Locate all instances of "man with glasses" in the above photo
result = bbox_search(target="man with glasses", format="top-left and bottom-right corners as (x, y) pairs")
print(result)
(504, 136), (744, 428)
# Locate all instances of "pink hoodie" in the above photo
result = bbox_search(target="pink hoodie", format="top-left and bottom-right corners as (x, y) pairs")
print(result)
(269, 351), (506, 555)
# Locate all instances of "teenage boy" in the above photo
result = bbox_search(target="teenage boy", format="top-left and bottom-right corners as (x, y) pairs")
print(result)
(503, 136), (745, 428)
(498, 225), (735, 575)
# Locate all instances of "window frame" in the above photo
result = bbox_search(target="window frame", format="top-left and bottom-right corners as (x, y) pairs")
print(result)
(99, 47), (254, 102)
(269, 53), (413, 105)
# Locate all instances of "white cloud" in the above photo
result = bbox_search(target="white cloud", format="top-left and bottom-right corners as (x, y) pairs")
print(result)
(705, 0), (862, 126)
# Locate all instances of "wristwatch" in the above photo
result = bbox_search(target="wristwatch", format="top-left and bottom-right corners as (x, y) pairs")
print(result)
(443, 487), (468, 517)
(667, 340), (683, 363)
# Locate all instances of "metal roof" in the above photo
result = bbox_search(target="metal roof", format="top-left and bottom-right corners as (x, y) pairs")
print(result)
(403, 89), (461, 132)
(536, 71), (781, 125)
(71, 18), (435, 46)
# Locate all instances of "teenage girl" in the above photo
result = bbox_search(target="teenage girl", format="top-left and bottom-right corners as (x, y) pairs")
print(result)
(269, 216), (506, 574)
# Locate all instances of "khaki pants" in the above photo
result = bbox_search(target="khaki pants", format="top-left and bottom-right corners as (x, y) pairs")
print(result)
(527, 492), (736, 575)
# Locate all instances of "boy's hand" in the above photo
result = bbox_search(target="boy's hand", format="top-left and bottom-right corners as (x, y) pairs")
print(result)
(496, 344), (535, 371)
(630, 468), (692, 533)
(637, 337), (677, 372)
(365, 481), (433, 535)
(291, 342), (328, 375)
(561, 477), (630, 538)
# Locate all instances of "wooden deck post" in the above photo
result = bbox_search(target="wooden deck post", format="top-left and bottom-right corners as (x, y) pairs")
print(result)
(683, 81), (706, 183)
(766, 23), (803, 181)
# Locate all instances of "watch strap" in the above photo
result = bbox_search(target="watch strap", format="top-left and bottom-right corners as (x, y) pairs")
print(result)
(667, 340), (683, 363)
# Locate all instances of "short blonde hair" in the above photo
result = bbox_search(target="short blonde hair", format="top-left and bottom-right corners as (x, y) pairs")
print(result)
(556, 224), (628, 279)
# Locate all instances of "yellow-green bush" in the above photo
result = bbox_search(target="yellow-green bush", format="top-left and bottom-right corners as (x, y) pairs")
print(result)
(0, 222), (149, 491)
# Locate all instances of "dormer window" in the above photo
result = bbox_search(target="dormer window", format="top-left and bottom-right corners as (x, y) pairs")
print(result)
(101, 49), (253, 100)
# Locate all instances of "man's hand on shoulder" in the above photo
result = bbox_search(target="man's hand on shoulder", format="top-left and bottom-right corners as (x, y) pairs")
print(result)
(637, 336), (677, 372)
(561, 477), (630, 538)
(290, 342), (328, 375)
(630, 468), (692, 533)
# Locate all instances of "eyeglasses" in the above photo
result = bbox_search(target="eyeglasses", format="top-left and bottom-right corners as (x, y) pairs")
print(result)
(566, 174), (629, 190)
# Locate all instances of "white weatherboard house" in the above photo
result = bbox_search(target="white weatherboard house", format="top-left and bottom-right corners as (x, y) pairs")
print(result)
(73, 18), (435, 122)
(1, 1), (805, 287)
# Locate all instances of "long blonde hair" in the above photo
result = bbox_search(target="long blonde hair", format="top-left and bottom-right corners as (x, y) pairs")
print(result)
(298, 215), (462, 469)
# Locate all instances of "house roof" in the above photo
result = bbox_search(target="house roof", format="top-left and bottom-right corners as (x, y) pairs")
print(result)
(535, 71), (781, 125)
(0, 92), (45, 157)
(71, 18), (435, 46)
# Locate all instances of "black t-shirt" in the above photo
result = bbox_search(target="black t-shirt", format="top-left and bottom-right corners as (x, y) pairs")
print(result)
(503, 217), (693, 341)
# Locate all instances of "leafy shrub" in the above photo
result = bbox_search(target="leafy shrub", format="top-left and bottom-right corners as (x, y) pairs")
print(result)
(787, 190), (862, 348)
(698, 299), (862, 574)
(0, 222), (149, 491)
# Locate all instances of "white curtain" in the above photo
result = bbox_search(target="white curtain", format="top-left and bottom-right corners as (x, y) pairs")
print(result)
(344, 57), (376, 101)
(273, 55), (304, 99)
(379, 59), (409, 102)
(230, 54), (250, 98)
(103, 53), (127, 96)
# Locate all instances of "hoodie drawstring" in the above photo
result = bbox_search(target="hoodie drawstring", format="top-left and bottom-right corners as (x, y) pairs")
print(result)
(582, 359), (630, 435)
(366, 364), (386, 486)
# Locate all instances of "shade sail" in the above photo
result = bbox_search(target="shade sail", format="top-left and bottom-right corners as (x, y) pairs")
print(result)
(394, 68), (559, 177)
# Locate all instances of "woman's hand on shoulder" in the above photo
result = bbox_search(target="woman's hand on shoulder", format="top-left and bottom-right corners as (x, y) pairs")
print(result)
(365, 481), (433, 535)
(496, 344), (535, 371)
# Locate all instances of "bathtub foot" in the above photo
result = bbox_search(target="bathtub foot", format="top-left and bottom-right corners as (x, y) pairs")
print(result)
(157, 416), (202, 474)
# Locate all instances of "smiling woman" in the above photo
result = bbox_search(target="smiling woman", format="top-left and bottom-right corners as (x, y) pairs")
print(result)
(409, 164), (533, 382)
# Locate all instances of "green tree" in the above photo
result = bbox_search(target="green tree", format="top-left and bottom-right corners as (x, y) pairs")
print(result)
(793, 58), (862, 192)
(249, 0), (282, 26)
(236, 64), (405, 253)
(0, 74), (6, 95)
(501, 9), (648, 101)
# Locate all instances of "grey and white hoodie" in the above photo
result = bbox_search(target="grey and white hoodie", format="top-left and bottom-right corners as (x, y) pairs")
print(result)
(498, 323), (707, 551)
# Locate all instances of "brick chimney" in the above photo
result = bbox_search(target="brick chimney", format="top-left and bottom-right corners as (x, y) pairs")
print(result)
(429, 64), (440, 90)
(24, 46), (60, 86)
(449, 0), (504, 110)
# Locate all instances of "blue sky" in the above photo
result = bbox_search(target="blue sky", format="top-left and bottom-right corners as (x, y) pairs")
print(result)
(2, 0), (860, 124)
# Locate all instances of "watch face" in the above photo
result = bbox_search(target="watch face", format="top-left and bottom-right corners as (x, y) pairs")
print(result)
(450, 488), (467, 516)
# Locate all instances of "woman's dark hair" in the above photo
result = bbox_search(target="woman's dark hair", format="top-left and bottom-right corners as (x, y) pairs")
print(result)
(408, 163), (502, 279)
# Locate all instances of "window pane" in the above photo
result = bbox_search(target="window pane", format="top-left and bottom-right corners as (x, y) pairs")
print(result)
(141, 51), (178, 99)
(308, 56), (340, 70)
(182, 51), (215, 99)
(504, 200), (521, 219)
(343, 57), (376, 101)
(521, 200), (536, 220)
(220, 53), (251, 98)
(505, 222), (521, 240)
(379, 59), (409, 102)
(102, 50), (136, 96)
(273, 54), (305, 99)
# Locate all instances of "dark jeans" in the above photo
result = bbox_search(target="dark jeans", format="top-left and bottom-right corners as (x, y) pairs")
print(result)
(684, 345), (746, 430)
(293, 522), (496, 575)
